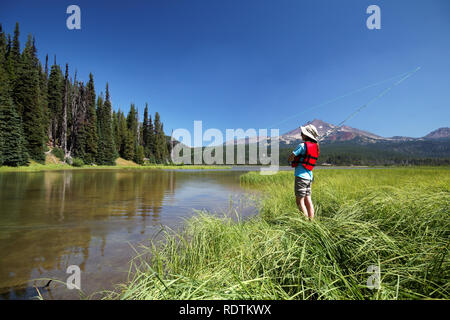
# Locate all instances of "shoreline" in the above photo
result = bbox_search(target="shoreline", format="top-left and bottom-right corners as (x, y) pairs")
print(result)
(0, 163), (233, 173)
(1, 163), (446, 173)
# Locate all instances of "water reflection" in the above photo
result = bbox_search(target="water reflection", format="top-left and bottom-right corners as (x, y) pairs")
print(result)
(0, 170), (256, 299)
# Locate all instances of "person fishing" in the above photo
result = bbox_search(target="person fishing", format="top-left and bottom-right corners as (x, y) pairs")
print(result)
(288, 124), (320, 219)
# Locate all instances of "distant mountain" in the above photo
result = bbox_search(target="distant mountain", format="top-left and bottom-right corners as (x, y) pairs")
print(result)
(424, 127), (450, 139)
(280, 119), (384, 144)
(280, 119), (449, 144)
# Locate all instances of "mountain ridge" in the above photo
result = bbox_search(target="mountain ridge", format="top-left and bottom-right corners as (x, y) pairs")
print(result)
(280, 119), (449, 144)
(221, 119), (448, 147)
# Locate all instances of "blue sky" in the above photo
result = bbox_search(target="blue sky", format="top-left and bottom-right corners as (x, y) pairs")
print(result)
(1, 0), (449, 139)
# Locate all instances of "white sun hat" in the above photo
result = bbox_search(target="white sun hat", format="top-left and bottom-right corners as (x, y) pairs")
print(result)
(300, 124), (319, 142)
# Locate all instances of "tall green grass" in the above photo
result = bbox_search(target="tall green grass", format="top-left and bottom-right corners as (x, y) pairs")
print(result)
(106, 167), (449, 300)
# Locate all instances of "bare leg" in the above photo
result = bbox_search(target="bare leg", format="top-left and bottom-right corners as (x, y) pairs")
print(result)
(296, 196), (308, 218)
(304, 195), (314, 220)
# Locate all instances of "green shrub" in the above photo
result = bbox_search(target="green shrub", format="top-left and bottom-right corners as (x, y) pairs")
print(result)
(134, 145), (145, 165)
(51, 147), (65, 161)
(71, 157), (84, 167)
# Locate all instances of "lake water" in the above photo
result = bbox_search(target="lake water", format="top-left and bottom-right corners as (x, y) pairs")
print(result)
(0, 169), (259, 300)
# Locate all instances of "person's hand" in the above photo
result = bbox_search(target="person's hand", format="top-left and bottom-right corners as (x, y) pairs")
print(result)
(288, 153), (295, 162)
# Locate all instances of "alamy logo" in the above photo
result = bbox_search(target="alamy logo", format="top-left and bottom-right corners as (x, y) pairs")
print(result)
(367, 265), (381, 289)
(66, 5), (81, 30)
(366, 5), (381, 30)
(66, 265), (81, 290)
(171, 121), (280, 174)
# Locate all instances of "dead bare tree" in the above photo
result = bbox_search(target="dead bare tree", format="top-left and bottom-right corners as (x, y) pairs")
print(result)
(67, 71), (78, 159)
(67, 76), (88, 161)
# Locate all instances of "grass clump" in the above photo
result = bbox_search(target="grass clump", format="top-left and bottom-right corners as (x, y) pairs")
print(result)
(103, 167), (450, 299)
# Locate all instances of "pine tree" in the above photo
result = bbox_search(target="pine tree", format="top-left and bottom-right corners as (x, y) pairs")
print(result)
(118, 111), (128, 158)
(112, 110), (120, 154)
(8, 22), (22, 114)
(44, 54), (48, 76)
(95, 94), (105, 163)
(153, 112), (168, 163)
(5, 33), (10, 51)
(134, 145), (145, 165)
(66, 74), (73, 153)
(104, 83), (118, 163)
(41, 53), (50, 140)
(125, 103), (138, 161)
(143, 103), (149, 149)
(153, 112), (161, 162)
(70, 78), (88, 162)
(123, 130), (135, 160)
(138, 120), (143, 147)
(126, 103), (138, 143)
(0, 33), (28, 166)
(47, 61), (63, 146)
(0, 24), (6, 64)
(61, 63), (69, 155)
(96, 84), (116, 165)
(160, 123), (169, 160)
(84, 73), (98, 164)
(15, 34), (45, 162)
(143, 102), (156, 160)
(147, 113), (155, 159)
(0, 24), (7, 89)
(11, 22), (20, 62)
(38, 57), (49, 144)
(0, 96), (29, 166)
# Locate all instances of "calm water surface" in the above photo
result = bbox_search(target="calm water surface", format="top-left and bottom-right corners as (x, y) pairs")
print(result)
(0, 169), (258, 299)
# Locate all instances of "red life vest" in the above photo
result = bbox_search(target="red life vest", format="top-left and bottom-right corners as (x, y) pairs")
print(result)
(291, 141), (319, 170)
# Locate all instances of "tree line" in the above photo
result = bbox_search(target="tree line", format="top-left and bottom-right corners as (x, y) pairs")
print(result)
(0, 22), (171, 167)
(278, 140), (450, 166)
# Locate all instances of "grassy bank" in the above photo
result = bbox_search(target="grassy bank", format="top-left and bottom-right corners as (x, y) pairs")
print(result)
(106, 167), (449, 300)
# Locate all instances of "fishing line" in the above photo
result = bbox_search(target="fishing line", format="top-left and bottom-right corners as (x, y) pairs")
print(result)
(267, 67), (420, 130)
(179, 67), (421, 159)
(318, 66), (421, 142)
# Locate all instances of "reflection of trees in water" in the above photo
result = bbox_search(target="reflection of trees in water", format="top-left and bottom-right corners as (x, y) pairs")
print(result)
(110, 170), (176, 234)
(0, 170), (177, 297)
(0, 170), (247, 298)
(0, 172), (94, 296)
(0, 174), (81, 296)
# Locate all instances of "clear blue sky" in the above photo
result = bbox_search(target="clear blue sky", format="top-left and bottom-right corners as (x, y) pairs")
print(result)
(1, 0), (449, 138)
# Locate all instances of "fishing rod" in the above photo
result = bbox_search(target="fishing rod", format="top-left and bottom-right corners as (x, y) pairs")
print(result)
(288, 66), (420, 167)
(318, 66), (421, 142)
(267, 68), (419, 130)
(175, 67), (421, 162)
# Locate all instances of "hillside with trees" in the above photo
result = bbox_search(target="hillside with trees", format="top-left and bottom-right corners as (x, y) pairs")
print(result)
(0, 22), (172, 167)
(278, 139), (450, 166)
